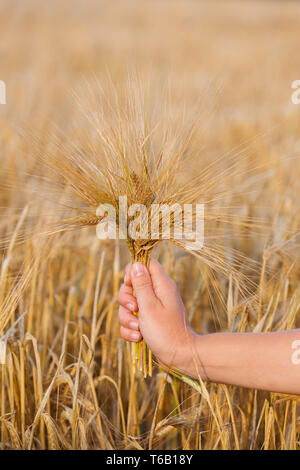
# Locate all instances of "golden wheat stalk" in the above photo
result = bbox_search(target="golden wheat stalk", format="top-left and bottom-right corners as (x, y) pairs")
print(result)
(26, 76), (268, 378)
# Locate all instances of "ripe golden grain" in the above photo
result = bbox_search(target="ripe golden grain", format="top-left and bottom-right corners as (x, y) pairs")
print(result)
(0, 0), (299, 451)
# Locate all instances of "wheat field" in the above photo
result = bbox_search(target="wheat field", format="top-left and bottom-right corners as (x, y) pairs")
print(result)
(0, 0), (300, 450)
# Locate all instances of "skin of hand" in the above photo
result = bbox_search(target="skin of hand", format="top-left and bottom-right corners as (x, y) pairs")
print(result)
(119, 259), (300, 395)
(118, 258), (196, 372)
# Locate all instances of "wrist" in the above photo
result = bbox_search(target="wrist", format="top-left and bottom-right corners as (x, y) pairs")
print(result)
(177, 329), (204, 379)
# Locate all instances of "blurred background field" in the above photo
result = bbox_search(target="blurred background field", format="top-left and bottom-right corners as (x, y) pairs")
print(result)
(0, 0), (299, 449)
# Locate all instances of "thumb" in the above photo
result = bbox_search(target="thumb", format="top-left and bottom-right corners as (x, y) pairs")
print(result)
(131, 262), (158, 312)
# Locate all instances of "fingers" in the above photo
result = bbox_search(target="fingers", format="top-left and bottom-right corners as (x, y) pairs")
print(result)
(118, 283), (138, 312)
(131, 262), (158, 312)
(122, 259), (174, 312)
(147, 257), (166, 277)
(124, 259), (165, 285)
(118, 306), (140, 330)
(120, 326), (142, 342)
(119, 305), (142, 342)
(147, 258), (178, 305)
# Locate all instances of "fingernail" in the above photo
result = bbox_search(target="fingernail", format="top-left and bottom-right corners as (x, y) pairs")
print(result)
(133, 262), (146, 277)
(126, 303), (135, 312)
(129, 321), (139, 330)
(131, 332), (140, 341)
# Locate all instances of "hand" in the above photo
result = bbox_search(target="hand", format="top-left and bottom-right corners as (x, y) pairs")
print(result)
(121, 259), (300, 393)
(118, 258), (196, 372)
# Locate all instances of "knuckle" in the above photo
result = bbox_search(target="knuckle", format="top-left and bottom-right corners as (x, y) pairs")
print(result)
(118, 294), (128, 307)
(120, 326), (140, 342)
(135, 278), (152, 290)
(127, 316), (138, 329)
(123, 295), (135, 310)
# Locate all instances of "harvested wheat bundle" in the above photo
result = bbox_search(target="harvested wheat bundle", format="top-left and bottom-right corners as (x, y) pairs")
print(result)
(27, 76), (266, 378)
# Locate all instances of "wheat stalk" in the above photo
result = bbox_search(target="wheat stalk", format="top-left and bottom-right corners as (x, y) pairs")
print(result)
(28, 76), (268, 378)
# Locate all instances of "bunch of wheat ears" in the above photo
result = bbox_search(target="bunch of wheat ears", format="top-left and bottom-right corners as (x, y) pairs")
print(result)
(22, 76), (266, 380)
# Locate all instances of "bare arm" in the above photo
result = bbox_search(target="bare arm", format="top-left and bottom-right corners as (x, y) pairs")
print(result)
(186, 330), (300, 395)
(118, 259), (300, 395)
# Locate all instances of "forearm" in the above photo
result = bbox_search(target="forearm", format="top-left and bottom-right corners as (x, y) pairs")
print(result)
(183, 330), (300, 394)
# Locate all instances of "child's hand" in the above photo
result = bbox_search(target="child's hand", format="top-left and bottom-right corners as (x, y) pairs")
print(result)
(118, 258), (196, 371)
